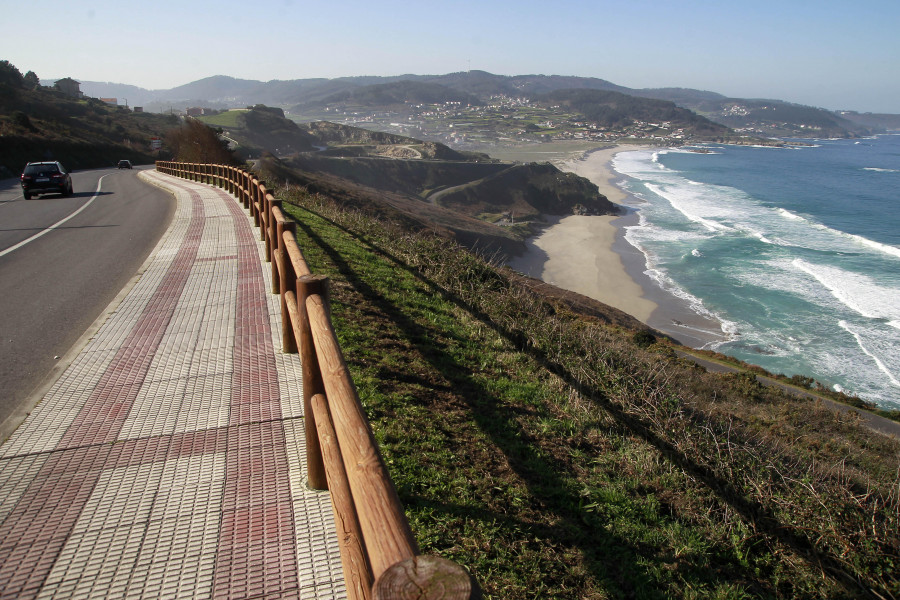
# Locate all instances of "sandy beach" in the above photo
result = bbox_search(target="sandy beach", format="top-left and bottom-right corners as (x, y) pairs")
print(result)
(507, 145), (727, 348)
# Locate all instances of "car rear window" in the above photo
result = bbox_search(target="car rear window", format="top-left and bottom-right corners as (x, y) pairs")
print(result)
(25, 164), (60, 175)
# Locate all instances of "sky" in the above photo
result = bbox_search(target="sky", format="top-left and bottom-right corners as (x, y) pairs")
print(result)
(4, 0), (899, 113)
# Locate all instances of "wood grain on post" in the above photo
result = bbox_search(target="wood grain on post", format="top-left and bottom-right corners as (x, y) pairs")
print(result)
(298, 275), (329, 490)
(374, 556), (481, 600)
(285, 231), (311, 278)
(305, 293), (419, 579)
(311, 393), (373, 600)
(284, 290), (301, 353)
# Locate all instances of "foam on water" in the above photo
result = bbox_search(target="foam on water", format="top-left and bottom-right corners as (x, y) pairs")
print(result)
(611, 139), (900, 406)
(838, 321), (900, 388)
(790, 259), (900, 324)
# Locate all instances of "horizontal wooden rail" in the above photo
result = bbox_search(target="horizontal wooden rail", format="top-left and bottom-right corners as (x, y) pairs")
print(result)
(155, 160), (479, 600)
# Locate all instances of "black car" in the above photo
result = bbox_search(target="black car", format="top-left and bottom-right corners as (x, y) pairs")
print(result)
(21, 161), (73, 199)
(117, 160), (132, 169)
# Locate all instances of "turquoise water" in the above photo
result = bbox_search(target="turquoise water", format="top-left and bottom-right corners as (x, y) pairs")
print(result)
(612, 135), (900, 407)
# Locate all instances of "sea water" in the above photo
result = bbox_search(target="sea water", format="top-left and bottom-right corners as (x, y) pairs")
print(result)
(611, 135), (900, 408)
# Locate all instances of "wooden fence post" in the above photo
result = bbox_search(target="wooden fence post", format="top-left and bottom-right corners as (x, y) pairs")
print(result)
(278, 221), (298, 354)
(248, 172), (255, 214)
(298, 274), (329, 490)
(311, 393), (373, 600)
(262, 194), (273, 252)
(305, 293), (419, 579)
(270, 201), (283, 290)
(374, 557), (480, 600)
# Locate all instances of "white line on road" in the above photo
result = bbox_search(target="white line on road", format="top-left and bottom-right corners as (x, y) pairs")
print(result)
(0, 175), (109, 259)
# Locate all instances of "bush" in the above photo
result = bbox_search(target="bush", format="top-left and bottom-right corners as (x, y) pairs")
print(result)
(632, 329), (656, 348)
(12, 111), (35, 131)
(789, 374), (815, 389)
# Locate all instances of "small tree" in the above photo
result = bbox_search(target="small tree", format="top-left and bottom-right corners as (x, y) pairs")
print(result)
(0, 60), (24, 89)
(23, 71), (40, 90)
(165, 118), (238, 164)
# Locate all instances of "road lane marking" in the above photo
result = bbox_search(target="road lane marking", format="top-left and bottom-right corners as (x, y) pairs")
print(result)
(0, 175), (109, 259)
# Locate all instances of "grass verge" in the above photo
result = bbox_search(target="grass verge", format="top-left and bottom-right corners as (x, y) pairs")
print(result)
(280, 187), (899, 599)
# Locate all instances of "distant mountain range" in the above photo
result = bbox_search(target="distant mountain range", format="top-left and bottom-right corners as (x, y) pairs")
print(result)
(62, 71), (899, 138)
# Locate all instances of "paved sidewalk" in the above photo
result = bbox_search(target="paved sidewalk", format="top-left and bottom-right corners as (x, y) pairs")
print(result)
(0, 171), (346, 599)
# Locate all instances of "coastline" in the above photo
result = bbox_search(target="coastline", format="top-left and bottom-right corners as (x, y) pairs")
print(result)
(507, 144), (727, 348)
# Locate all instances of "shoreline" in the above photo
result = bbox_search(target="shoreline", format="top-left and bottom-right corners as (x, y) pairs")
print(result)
(507, 144), (727, 348)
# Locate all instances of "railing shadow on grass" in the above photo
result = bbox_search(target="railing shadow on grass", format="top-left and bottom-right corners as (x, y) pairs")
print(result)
(293, 217), (670, 597)
(288, 200), (876, 599)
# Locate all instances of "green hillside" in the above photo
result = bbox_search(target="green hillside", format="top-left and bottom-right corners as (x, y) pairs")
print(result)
(304, 80), (483, 109)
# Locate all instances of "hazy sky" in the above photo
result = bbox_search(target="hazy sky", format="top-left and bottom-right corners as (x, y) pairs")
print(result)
(4, 0), (899, 113)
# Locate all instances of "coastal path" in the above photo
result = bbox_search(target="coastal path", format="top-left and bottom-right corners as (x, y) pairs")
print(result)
(0, 171), (346, 599)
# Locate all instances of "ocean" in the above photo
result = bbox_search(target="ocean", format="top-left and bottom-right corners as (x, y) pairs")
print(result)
(611, 134), (900, 408)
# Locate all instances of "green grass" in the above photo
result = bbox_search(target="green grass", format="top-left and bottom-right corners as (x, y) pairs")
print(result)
(278, 188), (900, 599)
(197, 109), (245, 128)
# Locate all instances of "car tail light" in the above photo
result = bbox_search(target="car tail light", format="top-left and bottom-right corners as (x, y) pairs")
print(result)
(52, 173), (64, 179)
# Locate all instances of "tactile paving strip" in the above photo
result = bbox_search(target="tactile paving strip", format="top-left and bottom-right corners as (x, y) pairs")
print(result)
(0, 172), (345, 599)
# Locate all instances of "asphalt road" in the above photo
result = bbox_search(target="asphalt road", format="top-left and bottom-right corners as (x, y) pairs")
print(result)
(675, 349), (900, 438)
(0, 166), (174, 439)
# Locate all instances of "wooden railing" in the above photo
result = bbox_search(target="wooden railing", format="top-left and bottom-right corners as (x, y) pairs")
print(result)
(155, 161), (480, 600)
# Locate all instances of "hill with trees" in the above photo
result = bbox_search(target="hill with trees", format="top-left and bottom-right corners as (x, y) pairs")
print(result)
(0, 60), (178, 176)
(537, 88), (732, 137)
(303, 80), (483, 109)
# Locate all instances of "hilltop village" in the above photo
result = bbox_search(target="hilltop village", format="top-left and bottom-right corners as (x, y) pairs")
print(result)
(313, 95), (696, 149)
